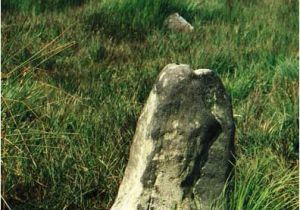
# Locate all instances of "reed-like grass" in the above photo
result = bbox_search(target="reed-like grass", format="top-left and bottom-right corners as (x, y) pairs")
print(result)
(2, 0), (298, 209)
(213, 150), (298, 210)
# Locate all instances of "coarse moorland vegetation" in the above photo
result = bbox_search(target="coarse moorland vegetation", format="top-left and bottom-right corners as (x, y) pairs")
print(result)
(1, 0), (298, 209)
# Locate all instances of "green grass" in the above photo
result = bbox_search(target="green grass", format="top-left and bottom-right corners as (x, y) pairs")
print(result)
(85, 0), (197, 40)
(2, 0), (298, 209)
(213, 150), (298, 210)
(1, 0), (86, 14)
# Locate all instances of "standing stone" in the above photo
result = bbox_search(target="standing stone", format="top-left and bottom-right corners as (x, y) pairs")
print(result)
(111, 64), (235, 210)
(164, 13), (194, 32)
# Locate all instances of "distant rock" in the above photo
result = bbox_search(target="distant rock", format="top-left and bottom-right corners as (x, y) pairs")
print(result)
(165, 13), (194, 32)
(111, 64), (235, 210)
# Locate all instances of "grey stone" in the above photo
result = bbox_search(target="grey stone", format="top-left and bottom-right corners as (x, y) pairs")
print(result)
(164, 13), (194, 33)
(111, 64), (235, 210)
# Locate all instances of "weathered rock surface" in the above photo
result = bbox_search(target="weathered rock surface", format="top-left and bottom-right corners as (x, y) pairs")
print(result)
(111, 64), (235, 210)
(165, 13), (194, 32)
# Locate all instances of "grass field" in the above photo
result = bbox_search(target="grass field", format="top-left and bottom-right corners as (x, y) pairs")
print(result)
(1, 0), (299, 209)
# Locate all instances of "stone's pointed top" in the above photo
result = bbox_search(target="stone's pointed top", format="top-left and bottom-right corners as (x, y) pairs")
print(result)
(161, 64), (213, 78)
(194, 69), (213, 76)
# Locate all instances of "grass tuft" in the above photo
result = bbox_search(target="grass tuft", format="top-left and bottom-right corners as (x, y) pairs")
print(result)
(214, 150), (299, 210)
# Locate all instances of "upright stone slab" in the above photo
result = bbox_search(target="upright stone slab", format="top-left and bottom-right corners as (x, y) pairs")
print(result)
(111, 64), (235, 210)
(164, 13), (194, 33)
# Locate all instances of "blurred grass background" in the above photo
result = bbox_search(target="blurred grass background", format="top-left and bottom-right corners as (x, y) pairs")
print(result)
(1, 0), (298, 209)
